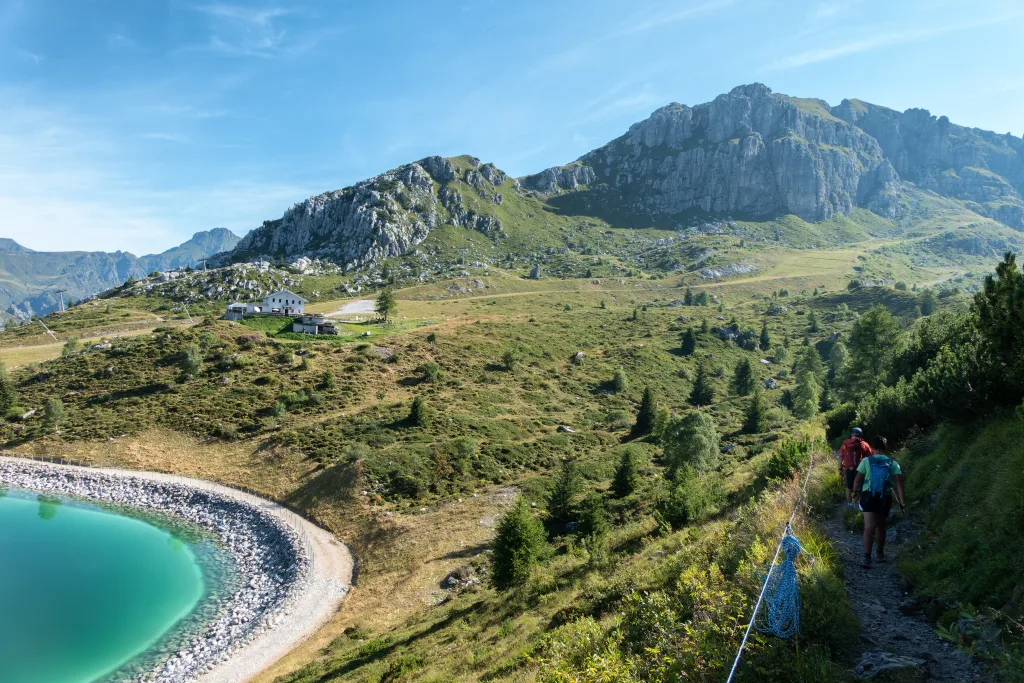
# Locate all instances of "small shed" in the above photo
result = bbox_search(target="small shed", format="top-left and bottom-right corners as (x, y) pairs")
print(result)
(292, 314), (337, 336)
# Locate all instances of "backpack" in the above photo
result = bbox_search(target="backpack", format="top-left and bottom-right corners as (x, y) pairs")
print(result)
(864, 455), (893, 499)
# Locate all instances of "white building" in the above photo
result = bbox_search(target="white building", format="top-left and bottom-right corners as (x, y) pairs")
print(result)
(223, 289), (307, 320)
(262, 289), (306, 316)
(292, 314), (337, 335)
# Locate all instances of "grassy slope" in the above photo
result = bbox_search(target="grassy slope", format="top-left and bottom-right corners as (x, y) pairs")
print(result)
(899, 414), (1024, 619)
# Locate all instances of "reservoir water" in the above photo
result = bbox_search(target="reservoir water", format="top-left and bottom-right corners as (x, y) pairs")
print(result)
(0, 489), (208, 683)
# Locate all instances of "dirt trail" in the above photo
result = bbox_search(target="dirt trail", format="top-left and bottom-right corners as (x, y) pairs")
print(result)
(822, 504), (982, 681)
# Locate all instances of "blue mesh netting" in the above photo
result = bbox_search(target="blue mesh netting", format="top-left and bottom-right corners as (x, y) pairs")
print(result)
(755, 533), (803, 639)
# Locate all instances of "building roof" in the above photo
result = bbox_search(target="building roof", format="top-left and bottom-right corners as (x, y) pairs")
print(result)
(264, 289), (307, 303)
(227, 301), (248, 308)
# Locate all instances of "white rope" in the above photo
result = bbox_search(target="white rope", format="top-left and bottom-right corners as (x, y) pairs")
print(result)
(725, 447), (815, 683)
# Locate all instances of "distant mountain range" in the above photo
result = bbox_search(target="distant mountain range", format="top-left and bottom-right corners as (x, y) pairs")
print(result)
(0, 228), (240, 318)
(9, 83), (1024, 317)
(223, 83), (1024, 270)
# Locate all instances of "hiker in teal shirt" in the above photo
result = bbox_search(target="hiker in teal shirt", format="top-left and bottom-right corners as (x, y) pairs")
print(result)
(852, 435), (906, 568)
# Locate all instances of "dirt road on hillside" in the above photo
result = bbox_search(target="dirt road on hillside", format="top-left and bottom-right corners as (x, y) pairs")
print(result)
(823, 504), (982, 681)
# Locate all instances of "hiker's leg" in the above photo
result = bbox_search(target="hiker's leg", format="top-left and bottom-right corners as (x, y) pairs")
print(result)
(875, 517), (887, 557)
(863, 512), (877, 556)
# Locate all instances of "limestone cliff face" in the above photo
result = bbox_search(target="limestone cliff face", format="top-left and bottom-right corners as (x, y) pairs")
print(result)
(228, 156), (506, 267)
(833, 100), (1024, 228)
(524, 84), (901, 222)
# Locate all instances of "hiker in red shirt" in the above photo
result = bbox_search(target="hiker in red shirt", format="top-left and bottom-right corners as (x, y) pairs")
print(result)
(838, 427), (873, 508)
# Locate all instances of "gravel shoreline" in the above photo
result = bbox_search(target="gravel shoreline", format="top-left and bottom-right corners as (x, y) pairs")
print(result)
(0, 457), (352, 683)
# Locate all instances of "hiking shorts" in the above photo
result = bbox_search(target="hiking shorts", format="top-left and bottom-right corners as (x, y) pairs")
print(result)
(859, 492), (892, 516)
(843, 468), (857, 491)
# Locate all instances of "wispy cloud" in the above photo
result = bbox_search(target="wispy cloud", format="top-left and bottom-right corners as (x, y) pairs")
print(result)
(15, 47), (42, 64)
(192, 4), (292, 57)
(107, 32), (136, 49)
(813, 1), (854, 20)
(0, 95), (305, 253)
(614, 0), (737, 37)
(764, 11), (1023, 71)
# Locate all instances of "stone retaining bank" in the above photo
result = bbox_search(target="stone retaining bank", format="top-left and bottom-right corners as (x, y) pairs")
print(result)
(0, 459), (311, 683)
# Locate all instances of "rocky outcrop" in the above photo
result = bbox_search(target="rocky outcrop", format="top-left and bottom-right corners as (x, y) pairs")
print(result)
(226, 156), (510, 269)
(542, 84), (901, 222)
(521, 163), (597, 194)
(230, 162), (439, 268)
(834, 99), (1024, 229)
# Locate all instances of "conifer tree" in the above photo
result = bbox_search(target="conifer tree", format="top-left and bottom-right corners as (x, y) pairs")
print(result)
(611, 447), (640, 498)
(632, 386), (656, 436)
(681, 327), (697, 356)
(688, 362), (714, 406)
(828, 341), (849, 382)
(178, 342), (202, 380)
(44, 398), (66, 433)
(375, 288), (398, 321)
(491, 498), (548, 590)
(794, 368), (821, 419)
(744, 385), (768, 433)
(760, 321), (771, 351)
(576, 492), (609, 549)
(409, 395), (430, 427)
(684, 287), (693, 306)
(731, 357), (757, 396)
(548, 458), (583, 522)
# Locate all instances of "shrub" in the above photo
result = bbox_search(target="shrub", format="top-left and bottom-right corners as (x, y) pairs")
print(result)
(501, 348), (519, 372)
(656, 468), (726, 529)
(178, 343), (202, 380)
(612, 368), (629, 394)
(420, 361), (442, 382)
(62, 337), (82, 357)
(761, 439), (809, 480)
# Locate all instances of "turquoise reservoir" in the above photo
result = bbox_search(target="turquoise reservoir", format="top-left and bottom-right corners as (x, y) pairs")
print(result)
(0, 490), (207, 683)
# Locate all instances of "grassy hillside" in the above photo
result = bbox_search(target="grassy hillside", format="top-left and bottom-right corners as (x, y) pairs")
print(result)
(896, 414), (1024, 676)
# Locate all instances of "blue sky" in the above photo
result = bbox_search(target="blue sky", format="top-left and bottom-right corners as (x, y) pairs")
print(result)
(1, 0), (1022, 255)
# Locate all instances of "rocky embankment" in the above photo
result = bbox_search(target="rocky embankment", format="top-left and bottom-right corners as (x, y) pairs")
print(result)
(0, 459), (311, 683)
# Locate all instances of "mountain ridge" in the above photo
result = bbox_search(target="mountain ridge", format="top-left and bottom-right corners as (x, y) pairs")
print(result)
(0, 228), (241, 318)
(222, 83), (1023, 273)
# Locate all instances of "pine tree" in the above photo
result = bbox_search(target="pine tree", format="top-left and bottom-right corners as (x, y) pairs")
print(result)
(760, 321), (771, 351)
(731, 357), (757, 396)
(491, 498), (548, 590)
(695, 291), (710, 306)
(611, 447), (640, 497)
(662, 411), (720, 475)
(700, 318), (709, 334)
(919, 288), (938, 316)
(375, 288), (398, 321)
(688, 362), (714, 406)
(795, 346), (826, 388)
(0, 362), (19, 416)
(576, 493), (609, 549)
(548, 458), (583, 522)
(793, 368), (821, 419)
(681, 327), (697, 356)
(409, 395), (430, 427)
(808, 310), (820, 333)
(684, 287), (693, 306)
(632, 386), (657, 435)
(744, 386), (768, 433)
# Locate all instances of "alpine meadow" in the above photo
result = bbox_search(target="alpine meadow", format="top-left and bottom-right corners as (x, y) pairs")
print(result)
(3, 7), (1024, 681)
